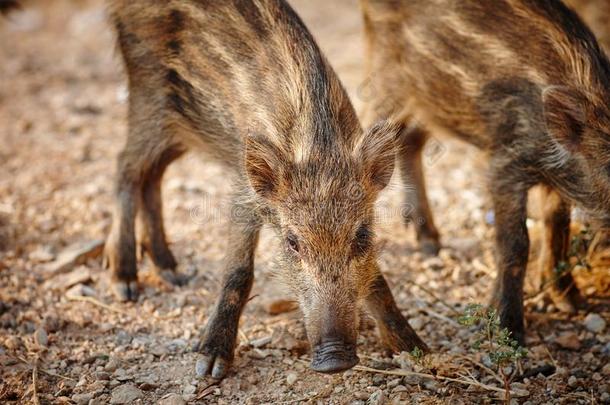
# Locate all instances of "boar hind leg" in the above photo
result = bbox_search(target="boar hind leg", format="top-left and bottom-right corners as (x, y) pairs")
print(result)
(539, 186), (584, 312)
(198, 199), (260, 379)
(137, 145), (186, 286)
(397, 125), (441, 255)
(366, 270), (429, 354)
(105, 147), (145, 302)
(489, 169), (530, 346)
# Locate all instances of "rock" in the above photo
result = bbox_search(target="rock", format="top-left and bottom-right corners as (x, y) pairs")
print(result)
(555, 331), (581, 350)
(29, 246), (55, 263)
(151, 345), (169, 357)
(286, 372), (298, 386)
(367, 389), (385, 405)
(182, 384), (197, 395)
(354, 391), (369, 400)
(583, 313), (606, 333)
(265, 299), (299, 315)
(567, 376), (578, 388)
(34, 328), (48, 347)
(166, 339), (187, 352)
(104, 358), (120, 372)
(115, 330), (132, 346)
(372, 375), (384, 386)
(109, 384), (143, 404)
(44, 266), (92, 290)
(44, 240), (104, 274)
(408, 317), (425, 331)
(159, 393), (186, 405)
(71, 392), (94, 405)
(602, 363), (610, 376)
(94, 371), (110, 381)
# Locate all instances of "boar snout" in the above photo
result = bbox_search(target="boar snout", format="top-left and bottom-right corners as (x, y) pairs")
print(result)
(311, 339), (359, 374)
(308, 308), (359, 373)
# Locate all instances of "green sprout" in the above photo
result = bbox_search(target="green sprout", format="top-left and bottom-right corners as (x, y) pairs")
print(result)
(458, 303), (527, 404)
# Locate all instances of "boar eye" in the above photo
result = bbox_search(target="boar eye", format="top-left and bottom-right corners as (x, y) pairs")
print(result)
(286, 233), (300, 254)
(353, 224), (372, 257)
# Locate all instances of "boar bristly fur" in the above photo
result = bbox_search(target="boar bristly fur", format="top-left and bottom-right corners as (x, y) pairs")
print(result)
(105, 0), (427, 378)
(361, 0), (610, 344)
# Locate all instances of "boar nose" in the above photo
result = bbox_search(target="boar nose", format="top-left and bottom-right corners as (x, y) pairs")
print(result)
(310, 329), (359, 373)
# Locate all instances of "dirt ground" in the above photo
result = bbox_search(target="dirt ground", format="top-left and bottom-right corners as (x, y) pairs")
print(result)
(0, 1), (609, 404)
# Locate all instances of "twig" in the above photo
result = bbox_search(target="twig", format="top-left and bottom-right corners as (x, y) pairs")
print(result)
(457, 355), (504, 386)
(66, 295), (130, 316)
(420, 308), (460, 327)
(352, 364), (518, 396)
(196, 382), (219, 400)
(17, 356), (76, 381)
(238, 328), (249, 344)
(31, 356), (40, 405)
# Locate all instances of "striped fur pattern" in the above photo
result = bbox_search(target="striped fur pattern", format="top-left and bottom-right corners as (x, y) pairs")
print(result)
(362, 0), (610, 344)
(105, 0), (426, 378)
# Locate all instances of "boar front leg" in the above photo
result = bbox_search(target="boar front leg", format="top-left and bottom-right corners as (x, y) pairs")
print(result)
(489, 167), (530, 346)
(366, 270), (429, 354)
(539, 186), (584, 312)
(198, 200), (260, 379)
(397, 125), (441, 255)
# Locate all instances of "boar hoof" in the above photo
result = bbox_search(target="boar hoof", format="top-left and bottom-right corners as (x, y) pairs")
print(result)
(196, 352), (231, 379)
(419, 238), (441, 256)
(548, 285), (586, 314)
(157, 269), (190, 287)
(111, 280), (139, 302)
(310, 342), (358, 374)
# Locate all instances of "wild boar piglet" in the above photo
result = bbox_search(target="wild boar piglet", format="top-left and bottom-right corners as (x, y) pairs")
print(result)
(105, 0), (427, 378)
(361, 0), (610, 344)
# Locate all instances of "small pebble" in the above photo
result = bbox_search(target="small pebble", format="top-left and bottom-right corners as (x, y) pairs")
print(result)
(34, 328), (48, 347)
(367, 389), (385, 405)
(286, 372), (298, 386)
(109, 384), (143, 404)
(583, 313), (606, 334)
(567, 376), (578, 388)
(182, 384), (196, 395)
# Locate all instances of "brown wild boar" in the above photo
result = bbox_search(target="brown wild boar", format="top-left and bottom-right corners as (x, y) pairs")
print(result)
(104, 0), (427, 378)
(361, 0), (610, 344)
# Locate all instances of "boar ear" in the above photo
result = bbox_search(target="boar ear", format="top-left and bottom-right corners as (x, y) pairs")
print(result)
(542, 86), (588, 152)
(356, 120), (399, 191)
(244, 135), (284, 199)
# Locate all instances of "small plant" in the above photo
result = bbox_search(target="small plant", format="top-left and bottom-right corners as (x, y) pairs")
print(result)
(458, 304), (527, 404)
